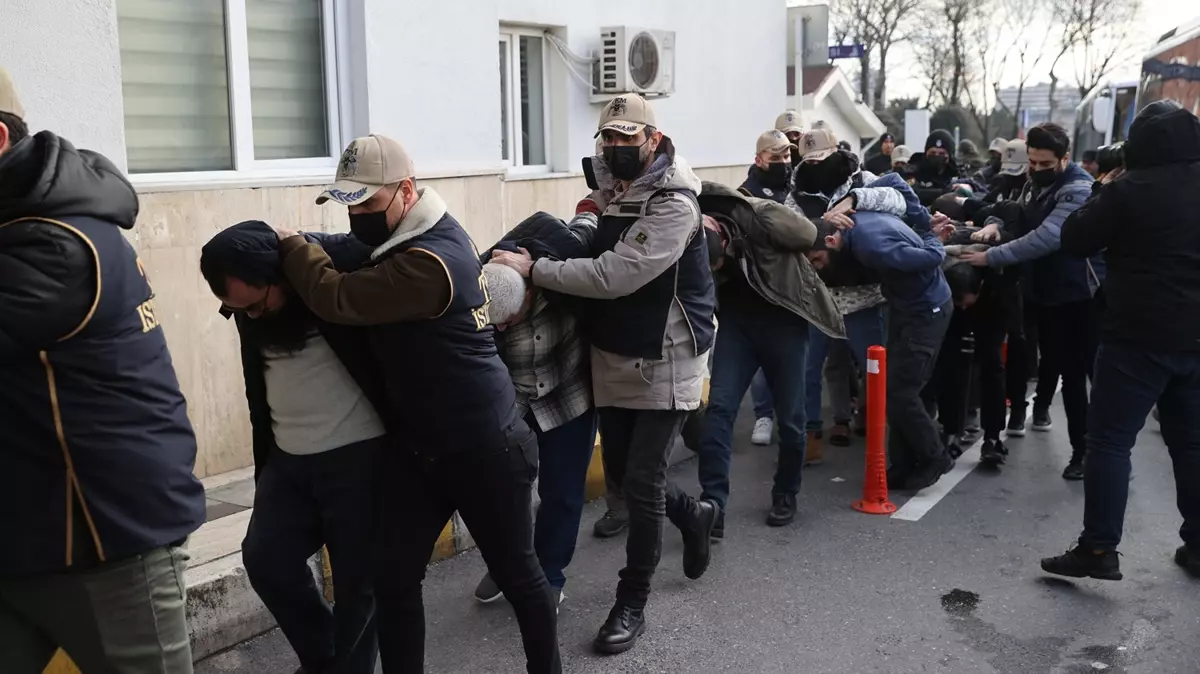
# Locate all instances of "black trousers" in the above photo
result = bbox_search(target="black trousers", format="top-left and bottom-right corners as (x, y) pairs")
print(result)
(242, 438), (384, 674)
(597, 408), (692, 609)
(1017, 300), (1062, 413)
(928, 303), (1008, 442)
(887, 301), (954, 479)
(1036, 299), (1100, 453)
(374, 422), (560, 674)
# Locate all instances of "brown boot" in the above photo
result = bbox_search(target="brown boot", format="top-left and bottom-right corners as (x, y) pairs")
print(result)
(805, 431), (824, 466)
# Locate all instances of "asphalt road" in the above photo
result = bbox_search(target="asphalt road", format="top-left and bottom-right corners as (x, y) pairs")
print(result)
(196, 399), (1200, 673)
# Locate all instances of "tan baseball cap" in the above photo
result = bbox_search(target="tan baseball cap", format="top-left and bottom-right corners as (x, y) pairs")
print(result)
(799, 128), (839, 162)
(988, 137), (1008, 154)
(1000, 139), (1029, 176)
(891, 145), (914, 164)
(0, 66), (24, 119)
(316, 135), (415, 206)
(756, 130), (796, 155)
(596, 94), (657, 137)
(774, 110), (803, 135)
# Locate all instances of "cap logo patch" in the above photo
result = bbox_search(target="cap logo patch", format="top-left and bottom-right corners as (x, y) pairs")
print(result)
(804, 135), (817, 150)
(328, 186), (368, 203)
(610, 97), (628, 116)
(338, 145), (360, 178)
(935, 140), (943, 148)
(786, 113), (796, 122)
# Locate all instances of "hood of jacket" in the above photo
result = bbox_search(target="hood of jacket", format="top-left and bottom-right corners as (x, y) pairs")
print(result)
(370, 186), (448, 260)
(699, 181), (844, 338)
(0, 131), (138, 228)
(1124, 104), (1200, 170)
(592, 138), (702, 204)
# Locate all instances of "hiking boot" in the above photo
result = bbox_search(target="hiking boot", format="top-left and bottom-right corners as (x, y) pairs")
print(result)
(980, 439), (1008, 466)
(751, 417), (774, 446)
(1032, 408), (1053, 432)
(1041, 543), (1122, 580)
(804, 431), (824, 466)
(907, 454), (955, 491)
(473, 572), (503, 604)
(1174, 545), (1200, 578)
(1006, 410), (1027, 437)
(1062, 454), (1085, 481)
(594, 603), (645, 655)
(766, 493), (797, 527)
(676, 498), (718, 580)
(592, 509), (628, 538)
(829, 422), (852, 447)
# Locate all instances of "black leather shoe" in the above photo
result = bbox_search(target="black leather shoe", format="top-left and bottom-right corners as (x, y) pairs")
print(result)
(1175, 545), (1200, 578)
(1062, 456), (1085, 481)
(710, 509), (725, 541)
(593, 510), (628, 538)
(907, 454), (955, 491)
(680, 499), (718, 580)
(1041, 543), (1122, 580)
(593, 603), (645, 655)
(766, 493), (797, 527)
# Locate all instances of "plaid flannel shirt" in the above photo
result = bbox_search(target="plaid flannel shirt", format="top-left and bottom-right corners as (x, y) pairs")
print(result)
(495, 294), (592, 432)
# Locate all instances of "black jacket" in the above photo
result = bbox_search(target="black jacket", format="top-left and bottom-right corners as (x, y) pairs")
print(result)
(1061, 104), (1200, 351)
(0, 132), (204, 575)
(233, 233), (387, 480)
(864, 152), (893, 176)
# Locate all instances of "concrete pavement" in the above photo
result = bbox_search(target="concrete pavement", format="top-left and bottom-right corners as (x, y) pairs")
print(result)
(196, 400), (1200, 673)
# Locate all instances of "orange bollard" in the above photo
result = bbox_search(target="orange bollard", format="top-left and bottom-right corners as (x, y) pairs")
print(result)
(853, 345), (897, 514)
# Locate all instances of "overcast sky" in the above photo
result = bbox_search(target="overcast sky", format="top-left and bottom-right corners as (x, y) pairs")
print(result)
(797, 1), (1199, 102)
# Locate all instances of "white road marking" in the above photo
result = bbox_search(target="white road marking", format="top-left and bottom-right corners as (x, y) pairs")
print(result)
(892, 443), (983, 522)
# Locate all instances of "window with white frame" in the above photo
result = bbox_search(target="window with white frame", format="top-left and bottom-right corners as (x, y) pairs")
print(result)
(499, 27), (550, 172)
(115, 0), (340, 176)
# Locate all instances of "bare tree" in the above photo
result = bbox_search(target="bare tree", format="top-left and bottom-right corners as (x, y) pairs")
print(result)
(831, 0), (925, 108)
(911, 0), (982, 108)
(998, 0), (1058, 136)
(1068, 0), (1143, 97)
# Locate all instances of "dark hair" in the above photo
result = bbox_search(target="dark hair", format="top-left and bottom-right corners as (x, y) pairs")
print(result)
(1026, 123), (1070, 159)
(945, 261), (985, 302)
(0, 111), (29, 146)
(931, 193), (967, 222)
(1081, 150), (1098, 163)
(199, 249), (279, 298)
(1096, 142), (1125, 175)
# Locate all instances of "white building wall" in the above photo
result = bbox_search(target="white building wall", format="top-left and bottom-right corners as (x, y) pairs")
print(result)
(364, 0), (786, 173)
(0, 0), (127, 168)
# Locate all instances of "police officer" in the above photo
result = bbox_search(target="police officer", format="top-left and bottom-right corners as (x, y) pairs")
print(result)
(740, 129), (795, 203)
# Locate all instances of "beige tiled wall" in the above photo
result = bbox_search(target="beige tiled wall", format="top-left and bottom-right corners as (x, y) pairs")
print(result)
(139, 165), (746, 477)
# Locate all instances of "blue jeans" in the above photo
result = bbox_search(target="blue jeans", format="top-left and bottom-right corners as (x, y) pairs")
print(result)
(698, 304), (810, 510)
(805, 306), (885, 431)
(750, 371), (774, 419)
(531, 409), (598, 590)
(1080, 341), (1200, 552)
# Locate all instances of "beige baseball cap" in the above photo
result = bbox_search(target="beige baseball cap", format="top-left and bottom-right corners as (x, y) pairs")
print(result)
(316, 134), (415, 206)
(988, 137), (1008, 154)
(0, 66), (24, 119)
(596, 94), (657, 137)
(774, 110), (803, 135)
(1000, 139), (1029, 176)
(891, 145), (914, 164)
(756, 130), (796, 155)
(799, 128), (839, 162)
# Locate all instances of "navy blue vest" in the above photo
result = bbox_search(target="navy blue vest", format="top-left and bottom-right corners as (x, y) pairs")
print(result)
(0, 217), (204, 576)
(586, 189), (716, 360)
(739, 168), (788, 204)
(370, 214), (518, 454)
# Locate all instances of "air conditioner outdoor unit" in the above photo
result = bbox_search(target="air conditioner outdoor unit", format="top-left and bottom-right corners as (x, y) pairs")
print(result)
(595, 26), (676, 98)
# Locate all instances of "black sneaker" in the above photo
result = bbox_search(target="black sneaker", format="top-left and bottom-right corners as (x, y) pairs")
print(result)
(766, 493), (797, 527)
(1062, 457), (1085, 481)
(1006, 410), (1027, 437)
(472, 572), (503, 604)
(1175, 545), (1200, 578)
(1032, 408), (1053, 432)
(592, 510), (628, 538)
(710, 509), (725, 541)
(1041, 543), (1122, 580)
(907, 454), (955, 491)
(980, 439), (1008, 465)
(965, 409), (982, 434)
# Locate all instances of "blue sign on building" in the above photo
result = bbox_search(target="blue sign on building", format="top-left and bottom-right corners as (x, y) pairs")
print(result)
(828, 44), (866, 60)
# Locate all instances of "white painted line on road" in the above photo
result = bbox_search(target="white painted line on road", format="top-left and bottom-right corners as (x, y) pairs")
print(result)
(891, 444), (983, 522)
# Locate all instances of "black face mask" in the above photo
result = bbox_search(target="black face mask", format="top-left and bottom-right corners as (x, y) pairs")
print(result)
(797, 156), (852, 195)
(603, 141), (650, 181)
(349, 186), (402, 247)
(1001, 173), (1027, 194)
(1029, 166), (1060, 189)
(989, 156), (1002, 173)
(759, 162), (790, 189)
(927, 154), (949, 170)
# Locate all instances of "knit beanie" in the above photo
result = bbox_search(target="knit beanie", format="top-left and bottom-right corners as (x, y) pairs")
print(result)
(925, 129), (955, 153)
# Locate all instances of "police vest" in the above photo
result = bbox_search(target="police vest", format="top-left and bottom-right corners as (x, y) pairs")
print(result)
(586, 189), (716, 360)
(0, 216), (204, 577)
(369, 214), (518, 454)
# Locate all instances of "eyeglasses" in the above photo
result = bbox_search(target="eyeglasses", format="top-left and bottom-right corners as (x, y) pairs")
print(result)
(221, 285), (273, 317)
